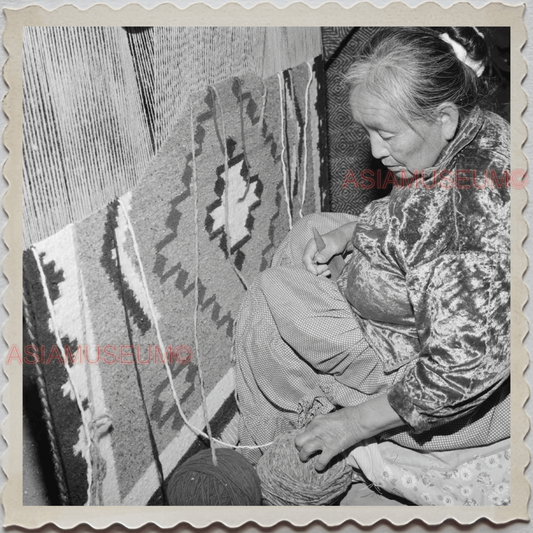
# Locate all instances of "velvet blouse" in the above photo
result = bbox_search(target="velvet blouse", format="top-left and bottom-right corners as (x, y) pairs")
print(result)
(337, 106), (511, 433)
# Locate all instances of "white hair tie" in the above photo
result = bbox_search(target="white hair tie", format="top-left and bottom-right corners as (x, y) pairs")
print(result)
(440, 32), (485, 77)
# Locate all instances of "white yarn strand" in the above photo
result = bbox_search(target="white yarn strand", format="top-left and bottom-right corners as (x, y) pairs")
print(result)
(117, 199), (271, 451)
(210, 85), (233, 253)
(277, 72), (292, 230)
(189, 102), (218, 466)
(288, 69), (299, 217)
(299, 61), (313, 219)
(259, 79), (268, 130)
(210, 85), (249, 290)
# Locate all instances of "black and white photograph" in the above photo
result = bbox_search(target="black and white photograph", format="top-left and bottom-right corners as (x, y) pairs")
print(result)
(2, 1), (529, 529)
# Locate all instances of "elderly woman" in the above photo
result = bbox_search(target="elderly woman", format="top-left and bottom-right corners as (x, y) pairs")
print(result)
(234, 27), (510, 474)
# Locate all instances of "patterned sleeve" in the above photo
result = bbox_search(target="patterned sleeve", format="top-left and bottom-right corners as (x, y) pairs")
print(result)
(386, 250), (510, 433)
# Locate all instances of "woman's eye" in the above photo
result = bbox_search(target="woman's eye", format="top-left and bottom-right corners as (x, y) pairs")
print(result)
(379, 131), (394, 140)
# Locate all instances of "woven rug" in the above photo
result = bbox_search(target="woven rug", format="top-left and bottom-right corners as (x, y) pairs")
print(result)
(23, 58), (327, 505)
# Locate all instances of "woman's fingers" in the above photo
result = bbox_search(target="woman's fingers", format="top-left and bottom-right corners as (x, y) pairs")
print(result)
(303, 239), (336, 277)
(313, 447), (336, 472)
(315, 265), (330, 276)
(295, 432), (337, 471)
(294, 432), (324, 462)
(294, 400), (404, 471)
(294, 409), (365, 471)
(303, 228), (348, 276)
(302, 238), (319, 274)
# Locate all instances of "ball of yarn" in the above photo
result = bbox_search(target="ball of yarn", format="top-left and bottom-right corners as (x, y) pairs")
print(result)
(167, 448), (262, 506)
(257, 430), (353, 505)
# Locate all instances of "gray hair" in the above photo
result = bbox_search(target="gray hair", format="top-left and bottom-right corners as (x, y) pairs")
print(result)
(345, 27), (488, 125)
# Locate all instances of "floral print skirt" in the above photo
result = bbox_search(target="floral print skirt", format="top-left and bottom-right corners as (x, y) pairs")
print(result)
(348, 438), (511, 506)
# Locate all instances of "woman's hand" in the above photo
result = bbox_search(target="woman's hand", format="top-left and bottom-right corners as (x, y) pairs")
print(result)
(294, 407), (366, 471)
(302, 222), (356, 276)
(294, 394), (405, 471)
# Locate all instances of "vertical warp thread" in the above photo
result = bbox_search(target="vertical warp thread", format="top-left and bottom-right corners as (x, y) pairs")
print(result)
(31, 246), (94, 506)
(277, 72), (292, 230)
(110, 209), (168, 504)
(75, 259), (111, 506)
(236, 77), (252, 202)
(259, 79), (268, 131)
(189, 101), (218, 467)
(209, 85), (232, 253)
(210, 84), (248, 290)
(299, 61), (314, 219)
(23, 27), (152, 248)
(287, 69), (298, 208)
(117, 200), (270, 450)
(24, 29), (69, 243)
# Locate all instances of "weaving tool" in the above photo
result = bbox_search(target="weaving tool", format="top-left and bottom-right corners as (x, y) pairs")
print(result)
(312, 227), (345, 281)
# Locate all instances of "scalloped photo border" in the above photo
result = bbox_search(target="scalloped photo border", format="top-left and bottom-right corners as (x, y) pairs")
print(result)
(2, 2), (528, 529)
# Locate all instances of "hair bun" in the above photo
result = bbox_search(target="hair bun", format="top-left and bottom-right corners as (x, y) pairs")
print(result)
(440, 27), (489, 64)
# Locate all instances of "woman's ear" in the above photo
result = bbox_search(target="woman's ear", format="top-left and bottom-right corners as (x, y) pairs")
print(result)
(437, 103), (460, 141)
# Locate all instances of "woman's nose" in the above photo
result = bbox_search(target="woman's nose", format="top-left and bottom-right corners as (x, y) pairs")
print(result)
(369, 133), (389, 160)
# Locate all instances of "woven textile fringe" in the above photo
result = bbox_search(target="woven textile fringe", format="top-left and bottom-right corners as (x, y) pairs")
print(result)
(23, 295), (71, 505)
(23, 27), (152, 249)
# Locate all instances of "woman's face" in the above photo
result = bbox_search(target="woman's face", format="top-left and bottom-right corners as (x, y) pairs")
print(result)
(349, 86), (450, 178)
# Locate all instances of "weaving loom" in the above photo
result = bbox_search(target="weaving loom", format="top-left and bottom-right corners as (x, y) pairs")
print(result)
(22, 27), (327, 505)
